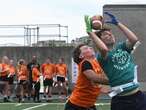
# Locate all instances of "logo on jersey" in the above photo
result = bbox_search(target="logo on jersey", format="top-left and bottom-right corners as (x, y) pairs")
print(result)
(112, 49), (130, 70)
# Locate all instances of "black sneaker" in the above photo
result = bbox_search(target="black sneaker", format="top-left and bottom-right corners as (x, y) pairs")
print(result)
(36, 100), (41, 103)
(27, 96), (31, 101)
(18, 97), (21, 103)
(33, 100), (41, 103)
(3, 97), (11, 102)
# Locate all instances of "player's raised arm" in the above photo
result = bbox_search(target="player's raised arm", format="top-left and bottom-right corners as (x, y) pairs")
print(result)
(104, 12), (139, 49)
(84, 15), (109, 57)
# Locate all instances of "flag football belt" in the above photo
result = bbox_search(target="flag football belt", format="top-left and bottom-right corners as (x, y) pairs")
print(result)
(109, 65), (139, 97)
(109, 81), (139, 98)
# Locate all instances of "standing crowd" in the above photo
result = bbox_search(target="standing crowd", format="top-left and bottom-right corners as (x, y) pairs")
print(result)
(0, 56), (68, 103)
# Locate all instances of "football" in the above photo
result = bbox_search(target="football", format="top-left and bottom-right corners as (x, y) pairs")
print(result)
(91, 15), (103, 30)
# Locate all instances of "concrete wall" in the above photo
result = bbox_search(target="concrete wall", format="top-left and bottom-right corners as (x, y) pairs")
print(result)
(103, 5), (146, 83)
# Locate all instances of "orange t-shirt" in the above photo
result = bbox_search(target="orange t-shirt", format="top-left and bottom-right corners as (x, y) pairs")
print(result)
(0, 63), (10, 77)
(56, 63), (67, 77)
(41, 63), (55, 79)
(69, 58), (103, 108)
(17, 65), (28, 81)
(9, 65), (16, 76)
(32, 67), (40, 82)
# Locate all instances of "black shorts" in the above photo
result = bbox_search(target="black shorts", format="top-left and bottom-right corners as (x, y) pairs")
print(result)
(8, 77), (14, 85)
(0, 76), (8, 81)
(32, 81), (40, 90)
(111, 91), (146, 110)
(65, 100), (97, 110)
(57, 76), (65, 83)
(43, 79), (53, 87)
(18, 80), (27, 85)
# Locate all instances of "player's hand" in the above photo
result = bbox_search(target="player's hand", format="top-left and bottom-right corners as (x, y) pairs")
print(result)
(104, 12), (119, 25)
(84, 15), (92, 33)
(99, 85), (111, 94)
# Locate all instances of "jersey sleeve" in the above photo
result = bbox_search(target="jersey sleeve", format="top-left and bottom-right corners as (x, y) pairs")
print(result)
(81, 60), (93, 72)
(116, 41), (133, 53)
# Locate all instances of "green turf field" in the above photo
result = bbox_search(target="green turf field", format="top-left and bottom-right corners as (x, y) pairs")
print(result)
(0, 103), (110, 110)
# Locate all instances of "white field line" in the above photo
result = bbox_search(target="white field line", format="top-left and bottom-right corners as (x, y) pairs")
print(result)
(0, 102), (110, 108)
(15, 103), (22, 106)
(22, 103), (48, 110)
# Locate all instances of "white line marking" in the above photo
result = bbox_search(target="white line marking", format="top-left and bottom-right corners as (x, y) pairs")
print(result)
(22, 103), (48, 110)
(0, 103), (110, 107)
(15, 103), (22, 106)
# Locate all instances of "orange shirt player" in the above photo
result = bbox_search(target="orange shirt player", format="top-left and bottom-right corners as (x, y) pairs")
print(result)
(56, 58), (67, 82)
(17, 59), (28, 84)
(65, 44), (109, 110)
(32, 65), (41, 102)
(16, 59), (28, 102)
(56, 58), (68, 98)
(41, 58), (55, 99)
(0, 56), (10, 102)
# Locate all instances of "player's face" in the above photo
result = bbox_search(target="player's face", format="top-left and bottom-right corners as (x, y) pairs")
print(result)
(32, 56), (37, 62)
(100, 31), (115, 45)
(46, 59), (51, 64)
(80, 45), (95, 59)
(2, 56), (9, 64)
(59, 59), (63, 64)
(19, 59), (25, 65)
(10, 60), (14, 65)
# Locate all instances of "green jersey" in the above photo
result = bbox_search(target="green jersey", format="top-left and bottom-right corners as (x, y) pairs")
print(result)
(97, 42), (139, 91)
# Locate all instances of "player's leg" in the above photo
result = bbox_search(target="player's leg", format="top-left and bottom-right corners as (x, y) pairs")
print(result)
(43, 79), (47, 99)
(3, 77), (10, 102)
(19, 81), (23, 102)
(7, 75), (15, 102)
(16, 81), (22, 102)
(35, 81), (41, 102)
(48, 79), (53, 97)
(23, 81), (29, 100)
(21, 82), (26, 102)
(63, 82), (67, 97)
(57, 76), (62, 97)
(32, 82), (36, 102)
(59, 77), (66, 98)
(62, 77), (68, 97)
(28, 80), (33, 100)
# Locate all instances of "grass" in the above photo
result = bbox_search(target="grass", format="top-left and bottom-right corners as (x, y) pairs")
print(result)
(0, 102), (110, 110)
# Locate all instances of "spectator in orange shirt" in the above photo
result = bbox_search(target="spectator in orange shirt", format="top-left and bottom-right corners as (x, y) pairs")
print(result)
(32, 64), (41, 102)
(56, 58), (68, 98)
(0, 56), (10, 102)
(64, 44), (109, 110)
(41, 58), (55, 101)
(16, 59), (28, 102)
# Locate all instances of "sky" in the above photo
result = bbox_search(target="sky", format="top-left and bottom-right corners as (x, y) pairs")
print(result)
(0, 0), (146, 45)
